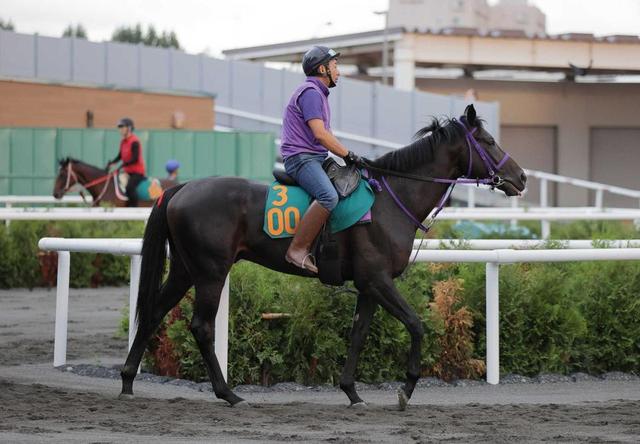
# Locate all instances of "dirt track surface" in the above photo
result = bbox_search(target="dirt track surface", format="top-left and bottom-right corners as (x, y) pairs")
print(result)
(1, 287), (640, 443)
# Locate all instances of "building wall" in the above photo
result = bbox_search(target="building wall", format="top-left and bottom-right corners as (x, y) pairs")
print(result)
(388, 0), (544, 34)
(0, 80), (215, 129)
(416, 78), (640, 206)
(488, 0), (545, 34)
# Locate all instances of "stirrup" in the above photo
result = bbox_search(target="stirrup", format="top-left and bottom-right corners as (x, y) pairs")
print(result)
(300, 253), (316, 271)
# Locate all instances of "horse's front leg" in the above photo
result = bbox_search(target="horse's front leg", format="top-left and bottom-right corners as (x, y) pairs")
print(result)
(368, 276), (424, 410)
(339, 291), (377, 407)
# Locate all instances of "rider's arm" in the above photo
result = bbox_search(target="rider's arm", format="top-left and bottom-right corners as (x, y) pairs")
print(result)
(298, 89), (349, 158)
(307, 119), (349, 158)
(121, 142), (140, 167)
(110, 152), (121, 165)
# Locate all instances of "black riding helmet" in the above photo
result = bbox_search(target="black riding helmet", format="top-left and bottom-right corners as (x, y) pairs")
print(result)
(117, 117), (135, 131)
(302, 46), (340, 77)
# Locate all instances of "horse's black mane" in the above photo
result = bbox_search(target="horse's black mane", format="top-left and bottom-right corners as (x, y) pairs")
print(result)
(370, 116), (483, 172)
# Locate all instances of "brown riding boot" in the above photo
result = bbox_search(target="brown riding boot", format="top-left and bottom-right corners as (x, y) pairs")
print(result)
(285, 201), (330, 273)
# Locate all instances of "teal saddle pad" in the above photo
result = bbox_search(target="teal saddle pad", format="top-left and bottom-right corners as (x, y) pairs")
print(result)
(263, 179), (374, 239)
(135, 178), (163, 201)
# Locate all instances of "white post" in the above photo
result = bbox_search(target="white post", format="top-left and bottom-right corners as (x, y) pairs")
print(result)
(595, 189), (604, 209)
(215, 274), (230, 382)
(510, 197), (518, 229)
(541, 221), (551, 239)
(128, 255), (142, 350)
(53, 251), (70, 367)
(485, 262), (500, 385)
(4, 202), (10, 228)
(467, 186), (476, 208)
(540, 179), (550, 239)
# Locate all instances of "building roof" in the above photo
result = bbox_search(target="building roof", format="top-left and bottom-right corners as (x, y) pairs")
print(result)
(222, 28), (640, 77)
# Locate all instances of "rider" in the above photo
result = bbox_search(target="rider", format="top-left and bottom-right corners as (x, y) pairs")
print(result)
(281, 45), (362, 274)
(108, 117), (146, 207)
(165, 159), (180, 181)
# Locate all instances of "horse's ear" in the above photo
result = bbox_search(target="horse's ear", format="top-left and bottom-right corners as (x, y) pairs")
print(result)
(464, 104), (477, 126)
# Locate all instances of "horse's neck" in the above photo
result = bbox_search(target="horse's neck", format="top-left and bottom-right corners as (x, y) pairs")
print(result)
(74, 163), (109, 198)
(385, 154), (461, 226)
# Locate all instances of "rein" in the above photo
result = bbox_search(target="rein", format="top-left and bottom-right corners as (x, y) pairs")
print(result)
(62, 162), (116, 205)
(367, 118), (511, 234)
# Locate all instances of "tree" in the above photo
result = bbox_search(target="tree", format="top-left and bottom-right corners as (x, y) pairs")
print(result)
(0, 18), (15, 31)
(62, 24), (87, 39)
(111, 24), (180, 49)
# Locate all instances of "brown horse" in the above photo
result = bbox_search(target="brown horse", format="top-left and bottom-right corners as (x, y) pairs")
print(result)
(52, 158), (176, 207)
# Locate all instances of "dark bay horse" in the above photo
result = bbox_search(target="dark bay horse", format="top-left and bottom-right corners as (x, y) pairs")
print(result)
(121, 105), (527, 409)
(53, 158), (176, 207)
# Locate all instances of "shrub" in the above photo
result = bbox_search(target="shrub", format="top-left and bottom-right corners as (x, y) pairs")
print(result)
(0, 220), (145, 288)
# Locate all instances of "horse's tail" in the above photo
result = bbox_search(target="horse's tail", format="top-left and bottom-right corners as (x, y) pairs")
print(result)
(136, 184), (187, 328)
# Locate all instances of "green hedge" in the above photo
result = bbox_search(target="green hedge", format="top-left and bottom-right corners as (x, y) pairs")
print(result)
(0, 220), (145, 288)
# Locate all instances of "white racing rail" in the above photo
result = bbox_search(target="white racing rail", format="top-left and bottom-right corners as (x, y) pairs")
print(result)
(38, 237), (640, 385)
(8, 207), (640, 239)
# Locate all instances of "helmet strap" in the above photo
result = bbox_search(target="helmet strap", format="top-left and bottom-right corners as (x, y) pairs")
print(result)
(324, 62), (336, 88)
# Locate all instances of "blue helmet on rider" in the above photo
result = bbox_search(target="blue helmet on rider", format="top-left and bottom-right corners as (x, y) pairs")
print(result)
(302, 46), (340, 86)
(165, 159), (180, 174)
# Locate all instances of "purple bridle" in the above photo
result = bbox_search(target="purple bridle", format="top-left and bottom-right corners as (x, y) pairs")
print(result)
(379, 118), (511, 233)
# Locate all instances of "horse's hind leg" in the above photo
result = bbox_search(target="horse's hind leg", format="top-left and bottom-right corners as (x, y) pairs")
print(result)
(120, 258), (192, 397)
(367, 276), (424, 410)
(191, 274), (245, 407)
(339, 292), (377, 406)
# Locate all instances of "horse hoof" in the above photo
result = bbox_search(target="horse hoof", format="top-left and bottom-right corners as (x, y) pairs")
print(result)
(397, 388), (409, 411)
(349, 401), (368, 409)
(118, 393), (134, 400)
(232, 400), (251, 409)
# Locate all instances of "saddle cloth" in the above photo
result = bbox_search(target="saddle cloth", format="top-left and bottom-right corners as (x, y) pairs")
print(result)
(118, 172), (163, 201)
(263, 179), (375, 239)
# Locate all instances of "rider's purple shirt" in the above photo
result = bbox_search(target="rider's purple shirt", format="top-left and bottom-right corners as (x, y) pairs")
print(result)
(280, 77), (331, 160)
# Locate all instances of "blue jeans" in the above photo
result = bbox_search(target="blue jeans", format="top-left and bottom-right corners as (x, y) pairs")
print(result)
(284, 153), (338, 211)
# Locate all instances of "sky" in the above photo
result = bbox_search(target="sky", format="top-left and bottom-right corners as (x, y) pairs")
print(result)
(1, 0), (639, 56)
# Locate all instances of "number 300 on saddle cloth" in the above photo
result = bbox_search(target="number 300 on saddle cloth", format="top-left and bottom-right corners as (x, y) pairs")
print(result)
(263, 180), (375, 239)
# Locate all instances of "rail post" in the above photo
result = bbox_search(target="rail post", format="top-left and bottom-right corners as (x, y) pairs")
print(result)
(485, 262), (500, 384)
(53, 251), (71, 367)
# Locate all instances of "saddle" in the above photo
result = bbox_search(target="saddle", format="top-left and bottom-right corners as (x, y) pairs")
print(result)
(117, 172), (163, 201)
(272, 158), (361, 199)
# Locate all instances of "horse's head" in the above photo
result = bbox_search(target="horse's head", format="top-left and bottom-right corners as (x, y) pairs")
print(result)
(456, 105), (526, 197)
(53, 157), (76, 199)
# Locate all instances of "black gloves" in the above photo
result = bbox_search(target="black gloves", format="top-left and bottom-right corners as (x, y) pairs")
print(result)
(343, 150), (365, 167)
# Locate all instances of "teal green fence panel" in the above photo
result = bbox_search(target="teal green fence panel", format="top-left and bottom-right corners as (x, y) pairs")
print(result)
(0, 129), (11, 195)
(236, 132), (277, 182)
(0, 128), (276, 196)
(33, 129), (57, 195)
(212, 132), (238, 177)
(11, 129), (35, 195)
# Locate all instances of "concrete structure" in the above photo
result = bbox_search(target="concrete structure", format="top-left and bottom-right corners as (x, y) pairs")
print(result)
(223, 28), (640, 207)
(0, 80), (215, 129)
(388, 0), (545, 35)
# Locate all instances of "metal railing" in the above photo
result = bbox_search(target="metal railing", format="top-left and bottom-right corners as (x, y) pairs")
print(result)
(38, 236), (640, 385)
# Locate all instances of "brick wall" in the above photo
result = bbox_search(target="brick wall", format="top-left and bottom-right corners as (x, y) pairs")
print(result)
(0, 80), (215, 129)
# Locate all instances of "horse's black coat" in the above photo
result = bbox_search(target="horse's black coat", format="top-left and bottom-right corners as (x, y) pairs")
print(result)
(120, 105), (527, 408)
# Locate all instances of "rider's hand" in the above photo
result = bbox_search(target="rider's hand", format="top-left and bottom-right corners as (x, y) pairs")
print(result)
(343, 151), (364, 167)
